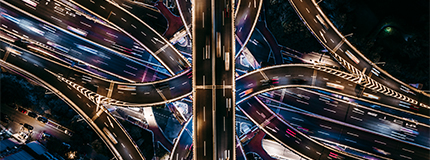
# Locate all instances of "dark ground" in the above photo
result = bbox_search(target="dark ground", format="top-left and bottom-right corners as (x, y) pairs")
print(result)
(266, 0), (429, 90)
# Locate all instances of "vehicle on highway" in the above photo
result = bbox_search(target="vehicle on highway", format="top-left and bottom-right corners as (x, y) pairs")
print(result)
(216, 32), (222, 58)
(362, 92), (380, 100)
(319, 31), (327, 43)
(260, 78), (279, 86)
(315, 15), (328, 30)
(27, 45), (50, 58)
(103, 127), (118, 144)
(178, 60), (188, 70)
(326, 82), (344, 90)
(184, 144), (193, 159)
(345, 50), (360, 64)
(28, 112), (38, 118)
(224, 1), (230, 18)
(37, 117), (48, 123)
(23, 123), (34, 130)
(18, 107), (28, 114)
(65, 58), (87, 67)
(239, 88), (253, 98)
(118, 85), (136, 91)
(42, 133), (52, 139)
(225, 51), (230, 71)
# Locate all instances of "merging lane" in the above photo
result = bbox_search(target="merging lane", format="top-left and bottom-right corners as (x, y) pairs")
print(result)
(0, 41), (145, 160)
(288, 0), (430, 111)
(262, 97), (429, 159)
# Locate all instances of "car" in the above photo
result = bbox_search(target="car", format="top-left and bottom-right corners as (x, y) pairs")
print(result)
(260, 78), (279, 86)
(37, 117), (48, 123)
(28, 112), (37, 118)
(42, 133), (52, 139)
(23, 123), (33, 130)
(18, 107), (28, 114)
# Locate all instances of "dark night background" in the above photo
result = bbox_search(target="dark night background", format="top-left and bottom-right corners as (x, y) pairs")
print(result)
(266, 0), (429, 90)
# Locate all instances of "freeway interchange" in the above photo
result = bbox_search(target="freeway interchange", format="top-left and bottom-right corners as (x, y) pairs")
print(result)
(0, 0), (429, 159)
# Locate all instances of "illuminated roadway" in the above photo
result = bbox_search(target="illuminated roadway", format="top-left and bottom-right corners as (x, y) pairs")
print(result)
(260, 88), (430, 148)
(288, 0), (430, 111)
(0, 40), (145, 160)
(4, 37), (429, 158)
(193, 0), (235, 158)
(236, 64), (430, 120)
(239, 96), (429, 160)
(234, 0), (262, 56)
(259, 90), (429, 159)
(4, 41), (428, 159)
(1, 0), (426, 159)
(0, 1), (169, 83)
(169, 117), (246, 160)
(1, 0), (169, 74)
(69, 0), (191, 75)
(238, 96), (362, 159)
(175, 0), (192, 38)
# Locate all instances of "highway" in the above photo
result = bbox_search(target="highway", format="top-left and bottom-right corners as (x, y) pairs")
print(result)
(1, 0), (167, 72)
(260, 88), (430, 148)
(5, 36), (428, 159)
(2, 0), (428, 159)
(0, 40), (145, 160)
(111, 0), (168, 35)
(3, 33), (424, 121)
(192, 0), (215, 158)
(0, 2), (169, 82)
(1, 106), (72, 143)
(237, 97), (361, 159)
(4, 35), (421, 119)
(1, 30), (191, 107)
(176, 0), (192, 38)
(70, 0), (191, 75)
(262, 98), (429, 159)
(169, 117), (193, 160)
(234, 0), (262, 56)
(169, 117), (247, 160)
(236, 64), (430, 120)
(193, 0), (236, 158)
(288, 0), (430, 111)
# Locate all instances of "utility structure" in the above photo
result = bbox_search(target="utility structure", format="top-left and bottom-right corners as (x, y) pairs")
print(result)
(193, 0), (236, 159)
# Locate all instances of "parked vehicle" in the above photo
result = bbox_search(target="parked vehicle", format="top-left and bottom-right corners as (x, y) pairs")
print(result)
(42, 133), (52, 139)
(18, 107), (27, 114)
(28, 112), (37, 118)
(37, 117), (48, 123)
(23, 123), (33, 130)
